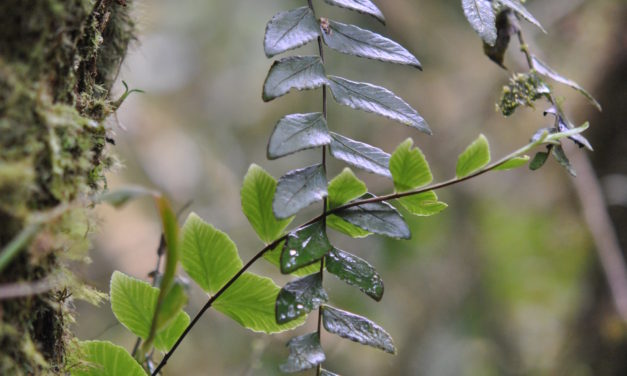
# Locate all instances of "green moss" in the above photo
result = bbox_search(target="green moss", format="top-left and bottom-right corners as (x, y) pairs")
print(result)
(0, 0), (135, 373)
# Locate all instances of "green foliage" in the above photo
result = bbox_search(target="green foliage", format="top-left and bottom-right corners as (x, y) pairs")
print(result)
(181, 213), (242, 294)
(463, 0), (545, 48)
(213, 273), (306, 333)
(180, 213), (305, 333)
(263, 56), (328, 101)
(321, 20), (421, 68)
(71, 341), (145, 376)
(153, 313), (190, 352)
(326, 248), (383, 301)
(327, 76), (431, 133)
(327, 168), (367, 208)
(321, 305), (396, 354)
(154, 283), (187, 331)
(532, 56), (602, 111)
(109, 272), (189, 352)
(397, 191), (448, 217)
(276, 273), (328, 324)
(241, 165), (294, 244)
(281, 222), (332, 274)
(264, 241), (321, 276)
(328, 133), (391, 177)
(498, 0), (545, 33)
(494, 155), (530, 171)
(267, 114), (331, 160)
(273, 164), (328, 219)
(529, 150), (549, 170)
(456, 134), (491, 178)
(551, 145), (577, 177)
(462, 0), (497, 46)
(327, 214), (372, 238)
(323, 0), (385, 23)
(390, 138), (432, 192)
(334, 193), (411, 239)
(140, 196), (182, 354)
(280, 332), (325, 373)
(327, 169), (372, 237)
(87, 1), (599, 375)
(264, 7), (319, 58)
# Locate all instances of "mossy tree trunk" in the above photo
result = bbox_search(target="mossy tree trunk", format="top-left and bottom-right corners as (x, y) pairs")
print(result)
(0, 0), (134, 373)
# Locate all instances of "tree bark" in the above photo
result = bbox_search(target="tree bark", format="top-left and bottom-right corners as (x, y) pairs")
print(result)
(0, 0), (134, 373)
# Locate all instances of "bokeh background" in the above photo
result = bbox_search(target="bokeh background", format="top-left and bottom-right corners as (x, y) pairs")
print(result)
(72, 0), (627, 375)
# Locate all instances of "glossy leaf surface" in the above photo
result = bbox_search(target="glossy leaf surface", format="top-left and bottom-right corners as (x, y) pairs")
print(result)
(241, 165), (293, 244)
(321, 20), (420, 68)
(329, 133), (391, 178)
(180, 213), (242, 294)
(276, 273), (328, 324)
(390, 138), (432, 192)
(456, 134), (491, 178)
(265, 241), (321, 276)
(264, 7), (319, 57)
(326, 248), (383, 301)
(263, 56), (328, 102)
(273, 164), (328, 219)
(532, 56), (602, 111)
(280, 332), (325, 373)
(462, 0), (497, 46)
(322, 305), (396, 354)
(213, 272), (306, 333)
(498, 0), (545, 32)
(336, 193), (410, 239)
(281, 221), (332, 274)
(328, 76), (431, 134)
(323, 0), (385, 23)
(267, 113), (331, 159)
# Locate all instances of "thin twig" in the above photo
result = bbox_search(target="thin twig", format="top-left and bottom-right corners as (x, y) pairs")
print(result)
(0, 276), (61, 300)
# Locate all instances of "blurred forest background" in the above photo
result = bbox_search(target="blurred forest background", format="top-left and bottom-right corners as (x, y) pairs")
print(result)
(72, 0), (627, 375)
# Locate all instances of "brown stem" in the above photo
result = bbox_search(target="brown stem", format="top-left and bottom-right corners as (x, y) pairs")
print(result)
(308, 1), (327, 374)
